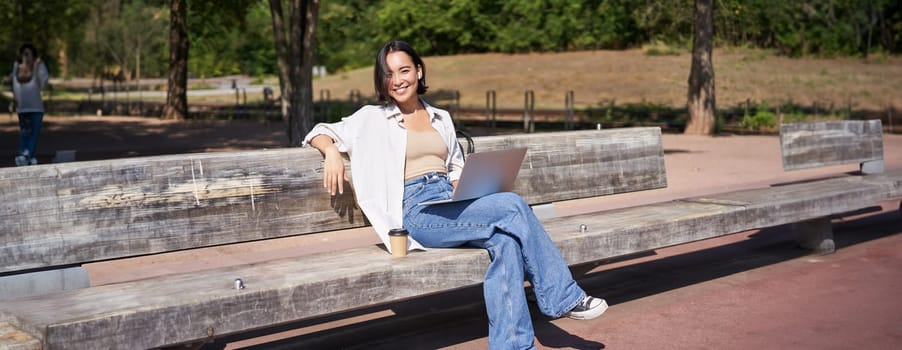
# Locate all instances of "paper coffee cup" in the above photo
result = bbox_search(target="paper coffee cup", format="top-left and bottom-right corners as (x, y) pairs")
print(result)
(388, 228), (409, 257)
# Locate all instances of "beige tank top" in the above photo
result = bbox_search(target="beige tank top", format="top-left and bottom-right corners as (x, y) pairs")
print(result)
(405, 129), (448, 181)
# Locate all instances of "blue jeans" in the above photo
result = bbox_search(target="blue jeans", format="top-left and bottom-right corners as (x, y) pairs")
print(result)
(402, 173), (585, 350)
(18, 112), (43, 158)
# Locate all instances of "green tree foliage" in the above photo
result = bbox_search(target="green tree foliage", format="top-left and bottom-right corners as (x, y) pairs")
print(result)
(633, 0), (694, 45)
(575, 0), (643, 49)
(490, 0), (587, 52)
(325, 0), (900, 68)
(241, 3), (279, 76)
(3, 0), (899, 80)
(187, 0), (267, 78)
(366, 0), (644, 54)
(0, 0), (90, 78)
(372, 0), (495, 55)
(316, 0), (380, 70)
(82, 0), (169, 80)
(714, 0), (900, 57)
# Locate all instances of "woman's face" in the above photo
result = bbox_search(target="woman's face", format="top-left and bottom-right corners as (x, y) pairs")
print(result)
(385, 51), (421, 107)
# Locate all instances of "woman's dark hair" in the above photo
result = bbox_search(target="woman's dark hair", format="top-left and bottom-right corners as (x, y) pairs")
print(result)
(17, 43), (38, 64)
(374, 40), (428, 103)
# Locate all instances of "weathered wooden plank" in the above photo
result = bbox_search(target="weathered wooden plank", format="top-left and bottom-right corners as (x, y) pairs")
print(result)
(0, 128), (664, 273)
(0, 322), (40, 350)
(860, 174), (902, 198)
(473, 128), (666, 204)
(780, 120), (884, 171)
(0, 246), (488, 350)
(2, 174), (897, 349)
(551, 175), (896, 265)
(0, 148), (364, 274)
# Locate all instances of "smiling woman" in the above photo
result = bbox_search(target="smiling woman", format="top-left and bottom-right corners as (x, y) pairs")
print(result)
(302, 40), (608, 350)
(374, 41), (428, 108)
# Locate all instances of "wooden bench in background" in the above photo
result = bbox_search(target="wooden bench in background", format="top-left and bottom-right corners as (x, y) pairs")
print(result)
(542, 121), (899, 272)
(781, 119), (885, 174)
(1, 122), (899, 349)
(778, 119), (895, 253)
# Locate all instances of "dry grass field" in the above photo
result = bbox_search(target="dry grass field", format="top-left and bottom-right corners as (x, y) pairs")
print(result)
(313, 48), (902, 113)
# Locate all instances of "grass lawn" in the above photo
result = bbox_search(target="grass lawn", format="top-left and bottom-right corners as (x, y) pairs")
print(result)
(313, 48), (902, 113)
(40, 48), (901, 116)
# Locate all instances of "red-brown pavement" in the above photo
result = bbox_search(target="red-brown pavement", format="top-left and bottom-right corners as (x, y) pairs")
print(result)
(60, 125), (902, 349)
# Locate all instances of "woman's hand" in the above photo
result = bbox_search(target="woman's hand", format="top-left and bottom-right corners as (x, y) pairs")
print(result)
(310, 134), (347, 196)
(322, 148), (347, 195)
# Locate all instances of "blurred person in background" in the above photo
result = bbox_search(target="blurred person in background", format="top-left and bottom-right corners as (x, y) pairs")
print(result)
(11, 43), (49, 166)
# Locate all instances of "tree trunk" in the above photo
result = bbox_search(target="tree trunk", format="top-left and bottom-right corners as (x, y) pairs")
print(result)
(685, 0), (716, 135)
(163, 0), (189, 120)
(58, 43), (69, 78)
(268, 0), (291, 123)
(269, 0), (319, 146)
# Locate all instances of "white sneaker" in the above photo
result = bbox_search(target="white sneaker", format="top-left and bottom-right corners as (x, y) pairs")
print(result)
(29, 157), (38, 165)
(14, 155), (28, 166)
(564, 296), (608, 320)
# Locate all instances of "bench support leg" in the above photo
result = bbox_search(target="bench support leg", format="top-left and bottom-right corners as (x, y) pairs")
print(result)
(860, 160), (884, 175)
(531, 203), (557, 220)
(0, 266), (90, 301)
(795, 218), (835, 254)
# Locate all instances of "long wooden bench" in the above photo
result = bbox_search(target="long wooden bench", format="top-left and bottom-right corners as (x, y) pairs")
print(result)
(0, 129), (663, 277)
(0, 128), (666, 349)
(1, 123), (899, 349)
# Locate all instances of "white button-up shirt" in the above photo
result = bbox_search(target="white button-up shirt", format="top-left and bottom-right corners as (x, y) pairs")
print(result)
(11, 61), (49, 113)
(302, 101), (465, 252)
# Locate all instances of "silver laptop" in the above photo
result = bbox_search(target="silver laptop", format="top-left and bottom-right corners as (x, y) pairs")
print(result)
(419, 147), (528, 206)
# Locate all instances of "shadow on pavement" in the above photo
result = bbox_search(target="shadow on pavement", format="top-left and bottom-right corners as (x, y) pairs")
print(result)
(0, 117), (286, 167)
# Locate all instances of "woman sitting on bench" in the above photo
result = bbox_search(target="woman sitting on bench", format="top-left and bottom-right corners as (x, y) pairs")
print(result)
(304, 40), (607, 350)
